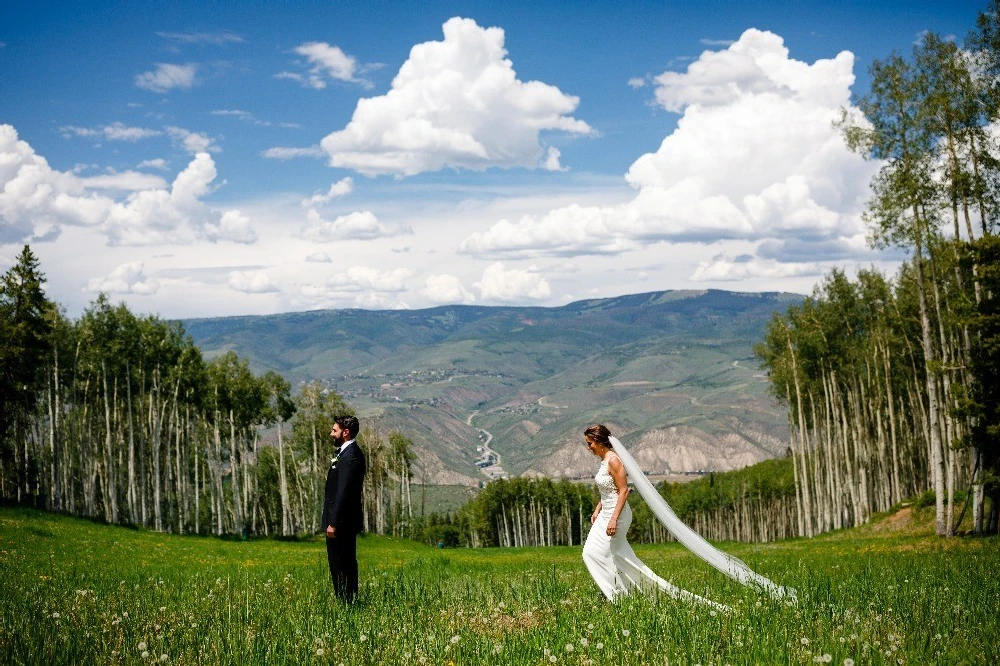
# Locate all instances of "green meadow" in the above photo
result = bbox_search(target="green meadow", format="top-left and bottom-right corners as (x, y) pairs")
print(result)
(1, 507), (997, 665)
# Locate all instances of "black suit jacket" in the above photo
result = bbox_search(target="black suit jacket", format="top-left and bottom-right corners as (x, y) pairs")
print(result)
(322, 442), (366, 535)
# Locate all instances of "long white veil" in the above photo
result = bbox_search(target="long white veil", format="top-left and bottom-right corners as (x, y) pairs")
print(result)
(609, 435), (795, 600)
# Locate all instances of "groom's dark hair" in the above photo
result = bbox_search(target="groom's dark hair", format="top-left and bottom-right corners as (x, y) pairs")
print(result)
(335, 415), (360, 439)
(584, 423), (612, 447)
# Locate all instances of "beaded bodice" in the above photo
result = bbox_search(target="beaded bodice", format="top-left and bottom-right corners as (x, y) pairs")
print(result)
(595, 455), (620, 504)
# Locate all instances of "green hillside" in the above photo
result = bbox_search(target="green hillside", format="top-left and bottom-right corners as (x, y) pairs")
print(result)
(182, 290), (802, 483)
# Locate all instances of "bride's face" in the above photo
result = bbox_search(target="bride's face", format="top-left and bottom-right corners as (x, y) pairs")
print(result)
(585, 437), (605, 458)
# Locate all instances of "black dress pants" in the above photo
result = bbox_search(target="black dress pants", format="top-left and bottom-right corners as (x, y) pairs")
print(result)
(326, 532), (358, 602)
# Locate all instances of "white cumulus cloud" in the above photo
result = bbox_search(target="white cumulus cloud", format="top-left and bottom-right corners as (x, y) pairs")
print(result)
(300, 209), (410, 242)
(85, 261), (160, 294)
(228, 270), (279, 293)
(423, 274), (475, 304)
(317, 17), (592, 177)
(459, 28), (877, 275)
(135, 63), (197, 93)
(0, 124), (250, 246)
(166, 127), (220, 154)
(476, 262), (550, 302)
(204, 210), (258, 244)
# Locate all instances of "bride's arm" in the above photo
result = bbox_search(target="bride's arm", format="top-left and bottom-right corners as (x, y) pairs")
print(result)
(606, 455), (629, 536)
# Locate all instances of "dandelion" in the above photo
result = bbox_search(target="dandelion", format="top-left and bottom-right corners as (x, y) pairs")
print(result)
(823, 656), (832, 663)
(549, 657), (557, 664)
(160, 655), (168, 663)
(622, 629), (630, 637)
(159, 606), (166, 612)
(710, 610), (717, 617)
(316, 648), (324, 656)
(154, 624), (161, 631)
(141, 651), (150, 659)
(587, 623), (594, 631)
(359, 634), (367, 642)
(51, 612), (60, 619)
(580, 638), (589, 647)
(801, 637), (810, 646)
(138, 642), (147, 651)
(418, 658), (427, 665)
(844, 660), (855, 666)
(451, 635), (460, 644)
(596, 643), (604, 650)
(566, 643), (574, 653)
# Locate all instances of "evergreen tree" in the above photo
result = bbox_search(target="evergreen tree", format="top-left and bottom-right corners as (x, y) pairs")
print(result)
(0, 245), (53, 500)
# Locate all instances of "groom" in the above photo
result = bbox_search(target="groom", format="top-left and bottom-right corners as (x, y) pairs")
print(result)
(322, 415), (366, 602)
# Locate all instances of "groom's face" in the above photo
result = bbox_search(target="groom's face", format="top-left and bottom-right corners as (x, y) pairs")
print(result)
(331, 423), (346, 445)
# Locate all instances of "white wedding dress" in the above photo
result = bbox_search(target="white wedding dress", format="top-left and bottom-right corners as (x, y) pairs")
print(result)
(582, 439), (794, 608)
(582, 452), (724, 609)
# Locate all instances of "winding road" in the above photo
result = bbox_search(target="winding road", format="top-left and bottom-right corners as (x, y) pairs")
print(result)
(467, 411), (506, 479)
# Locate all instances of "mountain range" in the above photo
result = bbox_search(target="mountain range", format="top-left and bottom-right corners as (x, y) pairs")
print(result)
(182, 289), (801, 485)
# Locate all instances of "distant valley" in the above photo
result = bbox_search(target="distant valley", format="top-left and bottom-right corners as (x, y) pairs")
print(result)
(182, 289), (801, 485)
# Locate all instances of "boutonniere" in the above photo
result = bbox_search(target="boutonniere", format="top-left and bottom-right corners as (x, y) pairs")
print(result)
(330, 454), (340, 469)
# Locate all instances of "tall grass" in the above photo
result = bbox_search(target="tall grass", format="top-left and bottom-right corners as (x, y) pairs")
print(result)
(1, 507), (997, 665)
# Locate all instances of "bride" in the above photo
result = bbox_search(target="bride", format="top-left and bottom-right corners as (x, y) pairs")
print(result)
(581, 424), (793, 608)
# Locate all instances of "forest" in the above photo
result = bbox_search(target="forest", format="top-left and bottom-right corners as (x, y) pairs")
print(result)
(0, 257), (421, 539)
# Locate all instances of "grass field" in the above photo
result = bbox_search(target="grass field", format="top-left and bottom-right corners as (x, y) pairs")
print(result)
(1, 506), (997, 665)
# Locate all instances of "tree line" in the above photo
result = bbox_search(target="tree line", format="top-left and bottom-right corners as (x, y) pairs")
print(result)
(0, 246), (419, 538)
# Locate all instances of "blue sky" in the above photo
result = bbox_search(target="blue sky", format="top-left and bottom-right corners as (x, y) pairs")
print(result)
(0, 0), (985, 318)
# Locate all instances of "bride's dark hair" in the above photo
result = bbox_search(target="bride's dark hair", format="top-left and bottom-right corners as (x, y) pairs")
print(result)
(584, 424), (613, 447)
